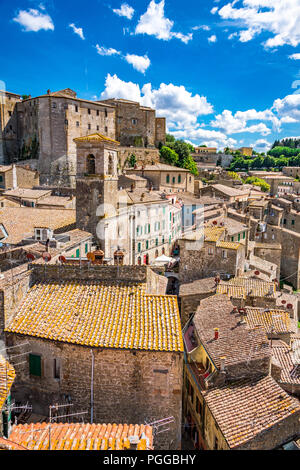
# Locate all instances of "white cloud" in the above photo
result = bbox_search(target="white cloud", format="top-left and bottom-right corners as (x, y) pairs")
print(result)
(13, 8), (54, 32)
(113, 3), (135, 20)
(211, 7), (218, 14)
(273, 94), (300, 120)
(100, 74), (213, 129)
(125, 54), (151, 73)
(208, 35), (217, 43)
(192, 25), (211, 31)
(96, 45), (121, 56)
(211, 109), (272, 135)
(289, 53), (300, 60)
(217, 0), (300, 49)
(135, 0), (193, 43)
(69, 23), (85, 40)
(251, 139), (272, 152)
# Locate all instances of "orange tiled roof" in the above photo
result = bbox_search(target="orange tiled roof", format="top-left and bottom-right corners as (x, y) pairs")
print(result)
(9, 422), (153, 450)
(272, 341), (300, 385)
(202, 375), (300, 449)
(5, 281), (183, 352)
(216, 240), (241, 250)
(0, 355), (15, 410)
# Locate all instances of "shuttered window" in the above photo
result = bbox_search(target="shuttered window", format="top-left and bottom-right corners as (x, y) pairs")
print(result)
(29, 354), (41, 377)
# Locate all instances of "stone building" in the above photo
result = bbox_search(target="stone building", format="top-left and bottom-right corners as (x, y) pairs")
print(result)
(126, 163), (194, 193)
(178, 226), (246, 283)
(98, 98), (166, 148)
(0, 89), (166, 187)
(4, 264), (183, 450)
(0, 164), (39, 190)
(75, 133), (182, 265)
(183, 295), (300, 450)
(0, 91), (21, 165)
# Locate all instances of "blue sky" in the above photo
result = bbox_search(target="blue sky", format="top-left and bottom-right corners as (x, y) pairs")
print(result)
(1, 0), (300, 151)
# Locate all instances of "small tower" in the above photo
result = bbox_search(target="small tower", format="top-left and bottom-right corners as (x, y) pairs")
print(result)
(74, 133), (120, 245)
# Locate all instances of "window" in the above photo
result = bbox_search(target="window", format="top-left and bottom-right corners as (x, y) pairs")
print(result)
(137, 256), (141, 265)
(76, 248), (80, 258)
(231, 237), (234, 242)
(97, 125), (99, 131)
(76, 121), (80, 127)
(105, 109), (108, 118)
(178, 175), (181, 183)
(88, 124), (91, 130)
(8, 111), (12, 117)
(88, 108), (91, 114)
(75, 105), (78, 112)
(87, 154), (96, 175)
(243, 232), (246, 239)
(238, 233), (241, 241)
(208, 247), (214, 255)
(65, 119), (68, 126)
(97, 110), (100, 116)
(292, 220), (295, 225)
(172, 177), (176, 184)
(52, 102), (57, 108)
(132, 118), (137, 125)
(222, 250), (227, 259)
(146, 241), (149, 249)
(138, 243), (141, 253)
(53, 359), (60, 380)
(85, 243), (88, 254)
(29, 354), (41, 377)
(283, 219), (287, 225)
(105, 126), (108, 133)
(166, 175), (170, 184)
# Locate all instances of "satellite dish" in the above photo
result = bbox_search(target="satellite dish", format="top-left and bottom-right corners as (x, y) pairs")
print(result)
(59, 255), (66, 263)
(26, 253), (35, 261)
(42, 252), (52, 263)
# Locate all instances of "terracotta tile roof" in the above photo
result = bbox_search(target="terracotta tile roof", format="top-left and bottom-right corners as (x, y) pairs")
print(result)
(6, 281), (183, 352)
(3, 189), (52, 200)
(9, 422), (153, 450)
(179, 277), (216, 297)
(217, 277), (276, 299)
(0, 437), (27, 450)
(201, 375), (300, 449)
(272, 341), (300, 385)
(0, 207), (76, 244)
(245, 308), (292, 334)
(73, 133), (120, 145)
(0, 355), (15, 410)
(211, 184), (249, 197)
(193, 295), (271, 369)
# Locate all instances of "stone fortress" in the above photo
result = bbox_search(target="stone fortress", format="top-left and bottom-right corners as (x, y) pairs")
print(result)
(0, 88), (166, 187)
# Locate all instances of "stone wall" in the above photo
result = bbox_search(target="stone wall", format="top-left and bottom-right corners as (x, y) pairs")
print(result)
(6, 334), (183, 450)
(119, 147), (160, 170)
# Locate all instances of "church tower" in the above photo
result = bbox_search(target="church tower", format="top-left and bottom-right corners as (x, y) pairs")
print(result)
(74, 133), (120, 247)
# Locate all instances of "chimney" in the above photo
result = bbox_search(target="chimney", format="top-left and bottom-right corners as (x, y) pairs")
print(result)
(214, 328), (219, 340)
(239, 308), (246, 324)
(47, 89), (51, 95)
(220, 356), (226, 371)
(12, 164), (17, 190)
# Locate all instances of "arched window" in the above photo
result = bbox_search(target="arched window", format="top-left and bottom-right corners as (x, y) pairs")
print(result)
(178, 175), (181, 183)
(166, 174), (170, 183)
(87, 154), (95, 175)
(137, 257), (141, 265)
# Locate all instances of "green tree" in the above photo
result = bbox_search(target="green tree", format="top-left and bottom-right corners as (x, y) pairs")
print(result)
(160, 146), (179, 166)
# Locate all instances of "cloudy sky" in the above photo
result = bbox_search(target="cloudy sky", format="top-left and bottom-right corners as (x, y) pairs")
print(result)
(2, 0), (300, 151)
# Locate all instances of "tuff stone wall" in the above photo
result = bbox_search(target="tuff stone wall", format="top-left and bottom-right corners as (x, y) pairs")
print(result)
(6, 334), (183, 450)
(119, 147), (160, 170)
(179, 240), (245, 283)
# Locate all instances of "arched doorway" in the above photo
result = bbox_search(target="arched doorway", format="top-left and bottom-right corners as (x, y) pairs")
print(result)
(87, 154), (95, 175)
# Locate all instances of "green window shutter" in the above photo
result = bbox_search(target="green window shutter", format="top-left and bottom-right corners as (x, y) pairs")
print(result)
(231, 237), (234, 242)
(29, 354), (41, 377)
(243, 232), (246, 239)
(85, 243), (88, 254)
(238, 234), (241, 241)
(76, 249), (80, 258)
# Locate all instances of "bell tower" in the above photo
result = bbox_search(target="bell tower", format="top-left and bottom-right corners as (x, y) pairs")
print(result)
(74, 133), (120, 245)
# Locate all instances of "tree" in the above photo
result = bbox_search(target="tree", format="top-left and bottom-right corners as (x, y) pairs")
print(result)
(160, 146), (179, 166)
(128, 154), (137, 168)
(166, 133), (176, 143)
(182, 155), (198, 176)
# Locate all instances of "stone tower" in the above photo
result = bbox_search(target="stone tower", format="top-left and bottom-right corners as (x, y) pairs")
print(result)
(74, 133), (120, 247)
